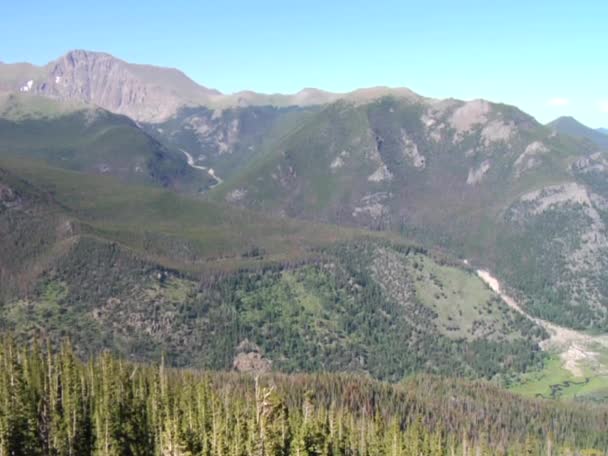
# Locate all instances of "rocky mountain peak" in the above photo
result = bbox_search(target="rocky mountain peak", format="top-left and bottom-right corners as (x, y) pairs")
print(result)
(28, 49), (219, 122)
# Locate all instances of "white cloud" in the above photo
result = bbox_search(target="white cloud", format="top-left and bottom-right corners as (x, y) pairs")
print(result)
(547, 97), (570, 107)
(598, 100), (608, 113)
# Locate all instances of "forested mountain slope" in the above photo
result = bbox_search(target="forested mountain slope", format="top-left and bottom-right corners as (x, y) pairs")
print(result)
(4, 50), (608, 407)
(210, 95), (608, 334)
(1, 339), (607, 455)
(549, 116), (608, 150)
(0, 159), (545, 382)
(142, 104), (319, 184)
(0, 94), (209, 189)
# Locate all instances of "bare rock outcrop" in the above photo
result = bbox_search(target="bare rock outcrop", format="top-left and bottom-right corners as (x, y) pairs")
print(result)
(466, 160), (491, 185)
(514, 141), (549, 177)
(233, 339), (272, 373)
(0, 183), (21, 210)
(21, 50), (220, 122)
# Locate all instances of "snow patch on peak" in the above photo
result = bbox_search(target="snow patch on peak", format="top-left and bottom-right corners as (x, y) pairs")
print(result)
(19, 80), (34, 92)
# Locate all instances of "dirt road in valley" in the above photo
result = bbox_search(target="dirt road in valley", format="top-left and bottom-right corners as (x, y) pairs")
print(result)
(180, 148), (223, 186)
(475, 268), (608, 377)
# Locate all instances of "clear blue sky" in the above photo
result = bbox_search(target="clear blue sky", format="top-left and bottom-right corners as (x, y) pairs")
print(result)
(1, 0), (607, 127)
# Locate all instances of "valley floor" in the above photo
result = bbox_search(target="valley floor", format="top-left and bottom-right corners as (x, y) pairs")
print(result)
(476, 268), (608, 401)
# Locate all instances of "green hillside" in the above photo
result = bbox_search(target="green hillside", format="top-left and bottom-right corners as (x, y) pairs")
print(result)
(549, 116), (608, 150)
(0, 158), (546, 382)
(144, 104), (319, 182)
(0, 93), (209, 190)
(210, 96), (608, 332)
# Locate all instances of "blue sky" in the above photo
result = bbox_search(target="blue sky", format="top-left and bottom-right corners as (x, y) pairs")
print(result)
(1, 0), (607, 127)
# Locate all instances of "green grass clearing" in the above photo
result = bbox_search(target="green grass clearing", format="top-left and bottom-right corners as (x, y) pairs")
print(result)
(510, 355), (608, 402)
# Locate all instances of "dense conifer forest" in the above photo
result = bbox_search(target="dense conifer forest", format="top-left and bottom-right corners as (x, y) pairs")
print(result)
(3, 49), (608, 455)
(0, 337), (607, 455)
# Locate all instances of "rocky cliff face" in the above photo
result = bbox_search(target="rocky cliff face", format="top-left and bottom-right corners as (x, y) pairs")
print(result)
(1, 50), (220, 122)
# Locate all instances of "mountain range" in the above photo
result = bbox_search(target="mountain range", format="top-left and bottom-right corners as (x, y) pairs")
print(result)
(0, 50), (420, 122)
(2, 49), (608, 402)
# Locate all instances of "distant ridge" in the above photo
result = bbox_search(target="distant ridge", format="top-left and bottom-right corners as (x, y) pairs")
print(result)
(548, 116), (608, 149)
(0, 50), (427, 121)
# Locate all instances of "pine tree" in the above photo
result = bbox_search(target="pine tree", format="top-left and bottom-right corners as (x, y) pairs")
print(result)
(0, 337), (606, 456)
(1, 342), (43, 455)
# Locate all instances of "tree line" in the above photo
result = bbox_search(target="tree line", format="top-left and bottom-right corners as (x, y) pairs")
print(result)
(1, 337), (607, 455)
